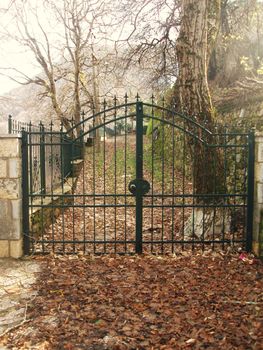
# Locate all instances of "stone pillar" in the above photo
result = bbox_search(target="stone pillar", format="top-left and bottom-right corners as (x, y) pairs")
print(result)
(253, 132), (263, 258)
(0, 135), (23, 258)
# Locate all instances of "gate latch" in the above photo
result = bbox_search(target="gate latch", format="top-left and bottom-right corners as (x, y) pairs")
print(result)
(128, 179), (150, 196)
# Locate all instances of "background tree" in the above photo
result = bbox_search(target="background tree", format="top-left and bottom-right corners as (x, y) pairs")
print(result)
(0, 0), (110, 137)
(116, 0), (180, 94)
(209, 0), (263, 86)
(209, 0), (263, 127)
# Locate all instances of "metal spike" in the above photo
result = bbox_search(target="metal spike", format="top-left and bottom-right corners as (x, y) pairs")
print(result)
(60, 119), (63, 132)
(50, 120), (53, 132)
(92, 101), (95, 114)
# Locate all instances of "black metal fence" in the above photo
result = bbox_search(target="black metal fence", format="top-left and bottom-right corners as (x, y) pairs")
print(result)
(10, 96), (255, 255)
(8, 115), (83, 194)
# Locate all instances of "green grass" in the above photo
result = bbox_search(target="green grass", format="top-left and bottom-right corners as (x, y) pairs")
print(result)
(92, 128), (191, 195)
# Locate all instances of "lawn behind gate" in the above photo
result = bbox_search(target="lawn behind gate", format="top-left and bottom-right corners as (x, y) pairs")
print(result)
(1, 252), (262, 349)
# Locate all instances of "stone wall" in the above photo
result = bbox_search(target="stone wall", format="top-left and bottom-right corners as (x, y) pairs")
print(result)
(0, 135), (23, 258)
(216, 94), (263, 131)
(253, 133), (263, 258)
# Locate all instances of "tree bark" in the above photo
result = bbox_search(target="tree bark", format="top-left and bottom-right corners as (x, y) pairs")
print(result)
(175, 0), (224, 199)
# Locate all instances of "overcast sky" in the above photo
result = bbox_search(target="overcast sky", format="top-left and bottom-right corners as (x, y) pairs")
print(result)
(0, 46), (38, 94)
(0, 0), (175, 95)
(0, 0), (42, 94)
(0, 0), (119, 95)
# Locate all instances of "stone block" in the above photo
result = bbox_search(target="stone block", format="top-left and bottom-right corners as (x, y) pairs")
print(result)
(10, 238), (23, 258)
(0, 137), (20, 158)
(253, 224), (259, 241)
(0, 221), (21, 241)
(253, 210), (261, 226)
(255, 133), (263, 143)
(0, 199), (10, 220)
(0, 240), (9, 258)
(0, 159), (7, 178)
(0, 179), (21, 199)
(8, 159), (21, 178)
(8, 219), (21, 240)
(11, 199), (22, 220)
(253, 208), (263, 257)
(255, 163), (263, 183)
(257, 183), (263, 204)
(258, 143), (263, 163)
(0, 201), (21, 240)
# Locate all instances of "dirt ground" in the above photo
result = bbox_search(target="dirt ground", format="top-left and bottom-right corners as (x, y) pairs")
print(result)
(0, 251), (262, 350)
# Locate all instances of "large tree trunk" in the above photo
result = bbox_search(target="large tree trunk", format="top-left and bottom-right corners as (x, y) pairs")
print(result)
(176, 0), (223, 196)
(175, 0), (227, 238)
(176, 0), (213, 120)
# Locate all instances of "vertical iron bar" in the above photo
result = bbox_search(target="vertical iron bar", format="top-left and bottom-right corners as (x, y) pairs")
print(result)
(171, 111), (175, 253)
(21, 130), (30, 255)
(92, 111), (96, 253)
(50, 121), (55, 252)
(246, 130), (255, 252)
(29, 122), (33, 195)
(222, 125), (228, 250)
(192, 129), (197, 250)
(124, 94), (128, 253)
(81, 112), (86, 253)
(39, 123), (45, 253)
(202, 124), (209, 251)
(71, 119), (76, 253)
(103, 102), (106, 253)
(161, 99), (165, 254)
(182, 120), (186, 249)
(8, 115), (12, 134)
(233, 134), (238, 245)
(60, 123), (66, 253)
(40, 123), (46, 194)
(114, 97), (117, 253)
(135, 101), (143, 254)
(151, 96), (154, 253)
(212, 129), (218, 251)
(242, 134), (248, 247)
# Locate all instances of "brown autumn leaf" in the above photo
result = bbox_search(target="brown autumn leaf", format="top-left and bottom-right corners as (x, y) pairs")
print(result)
(1, 253), (262, 350)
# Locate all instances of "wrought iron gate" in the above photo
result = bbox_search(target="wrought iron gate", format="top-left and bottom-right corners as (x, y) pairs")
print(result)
(19, 96), (254, 255)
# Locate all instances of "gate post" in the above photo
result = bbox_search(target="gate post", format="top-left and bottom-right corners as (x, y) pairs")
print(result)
(246, 130), (255, 251)
(135, 101), (144, 254)
(21, 131), (30, 255)
(253, 132), (263, 258)
(40, 123), (46, 194)
(0, 134), (23, 258)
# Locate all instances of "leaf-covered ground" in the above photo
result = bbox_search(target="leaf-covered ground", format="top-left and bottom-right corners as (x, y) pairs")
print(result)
(1, 252), (262, 349)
